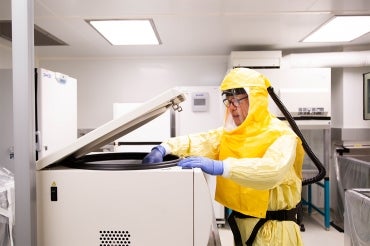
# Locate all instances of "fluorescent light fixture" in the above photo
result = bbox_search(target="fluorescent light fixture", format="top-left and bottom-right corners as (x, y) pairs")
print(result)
(302, 16), (370, 42)
(87, 19), (161, 45)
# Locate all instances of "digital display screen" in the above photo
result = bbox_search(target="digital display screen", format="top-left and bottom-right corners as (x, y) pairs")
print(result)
(194, 98), (206, 106)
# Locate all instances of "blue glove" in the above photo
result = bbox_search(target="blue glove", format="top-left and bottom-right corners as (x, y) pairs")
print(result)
(178, 157), (223, 175)
(142, 145), (166, 164)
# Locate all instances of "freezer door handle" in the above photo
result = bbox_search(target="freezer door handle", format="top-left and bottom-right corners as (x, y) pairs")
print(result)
(35, 131), (42, 152)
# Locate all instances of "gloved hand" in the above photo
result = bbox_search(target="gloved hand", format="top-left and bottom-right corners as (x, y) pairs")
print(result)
(178, 157), (223, 175)
(142, 145), (166, 164)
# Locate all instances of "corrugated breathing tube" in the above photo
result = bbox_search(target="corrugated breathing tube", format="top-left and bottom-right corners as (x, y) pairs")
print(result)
(267, 86), (326, 185)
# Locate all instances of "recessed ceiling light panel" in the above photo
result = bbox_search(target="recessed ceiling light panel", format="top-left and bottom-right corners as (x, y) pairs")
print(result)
(302, 15), (370, 42)
(87, 19), (161, 45)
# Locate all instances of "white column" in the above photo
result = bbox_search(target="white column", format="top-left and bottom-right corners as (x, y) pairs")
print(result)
(11, 0), (36, 245)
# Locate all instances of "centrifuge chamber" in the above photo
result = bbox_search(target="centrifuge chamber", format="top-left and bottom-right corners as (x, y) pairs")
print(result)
(35, 88), (219, 246)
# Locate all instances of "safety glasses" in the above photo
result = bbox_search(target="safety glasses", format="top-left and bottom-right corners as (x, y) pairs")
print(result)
(223, 95), (248, 108)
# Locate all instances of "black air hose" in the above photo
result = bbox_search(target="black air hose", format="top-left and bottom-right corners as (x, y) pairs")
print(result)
(267, 86), (326, 185)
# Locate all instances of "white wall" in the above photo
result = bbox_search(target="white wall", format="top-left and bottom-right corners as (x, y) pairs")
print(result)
(342, 67), (370, 128)
(38, 56), (370, 130)
(39, 56), (228, 128)
(3, 47), (370, 131)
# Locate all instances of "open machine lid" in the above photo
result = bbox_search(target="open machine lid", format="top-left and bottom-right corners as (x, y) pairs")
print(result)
(36, 88), (185, 170)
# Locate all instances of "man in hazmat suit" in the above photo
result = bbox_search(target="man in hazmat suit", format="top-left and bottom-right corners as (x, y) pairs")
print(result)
(143, 67), (304, 246)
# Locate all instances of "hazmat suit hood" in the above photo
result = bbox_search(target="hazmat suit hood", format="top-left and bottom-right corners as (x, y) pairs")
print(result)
(220, 67), (273, 134)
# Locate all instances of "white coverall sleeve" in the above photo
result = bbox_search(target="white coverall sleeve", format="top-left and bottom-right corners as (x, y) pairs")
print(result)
(222, 134), (297, 190)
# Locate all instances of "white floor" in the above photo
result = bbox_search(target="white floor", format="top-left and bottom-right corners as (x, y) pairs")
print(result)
(217, 212), (344, 246)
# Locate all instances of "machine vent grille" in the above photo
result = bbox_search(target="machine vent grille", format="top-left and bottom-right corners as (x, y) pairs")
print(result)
(99, 230), (131, 246)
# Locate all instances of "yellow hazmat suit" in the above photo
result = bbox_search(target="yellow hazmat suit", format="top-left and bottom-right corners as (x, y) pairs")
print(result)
(162, 68), (304, 245)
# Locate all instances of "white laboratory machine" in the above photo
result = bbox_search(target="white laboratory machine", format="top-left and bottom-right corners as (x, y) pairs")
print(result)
(36, 88), (220, 246)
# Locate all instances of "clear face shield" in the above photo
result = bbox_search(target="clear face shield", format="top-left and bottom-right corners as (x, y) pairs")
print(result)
(222, 88), (249, 131)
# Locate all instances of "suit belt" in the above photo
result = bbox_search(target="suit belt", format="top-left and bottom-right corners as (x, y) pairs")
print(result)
(227, 207), (298, 246)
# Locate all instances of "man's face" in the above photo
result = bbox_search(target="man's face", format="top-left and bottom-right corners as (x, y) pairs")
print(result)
(224, 93), (249, 126)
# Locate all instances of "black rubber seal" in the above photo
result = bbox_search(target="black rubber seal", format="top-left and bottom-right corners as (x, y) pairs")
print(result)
(64, 152), (180, 170)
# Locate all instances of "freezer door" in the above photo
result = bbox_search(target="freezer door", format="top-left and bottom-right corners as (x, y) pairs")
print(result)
(36, 68), (77, 159)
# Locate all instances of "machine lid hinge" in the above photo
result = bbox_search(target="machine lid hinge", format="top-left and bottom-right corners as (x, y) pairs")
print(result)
(171, 100), (183, 112)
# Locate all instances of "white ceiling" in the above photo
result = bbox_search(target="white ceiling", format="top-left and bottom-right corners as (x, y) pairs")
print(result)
(1, 0), (370, 59)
